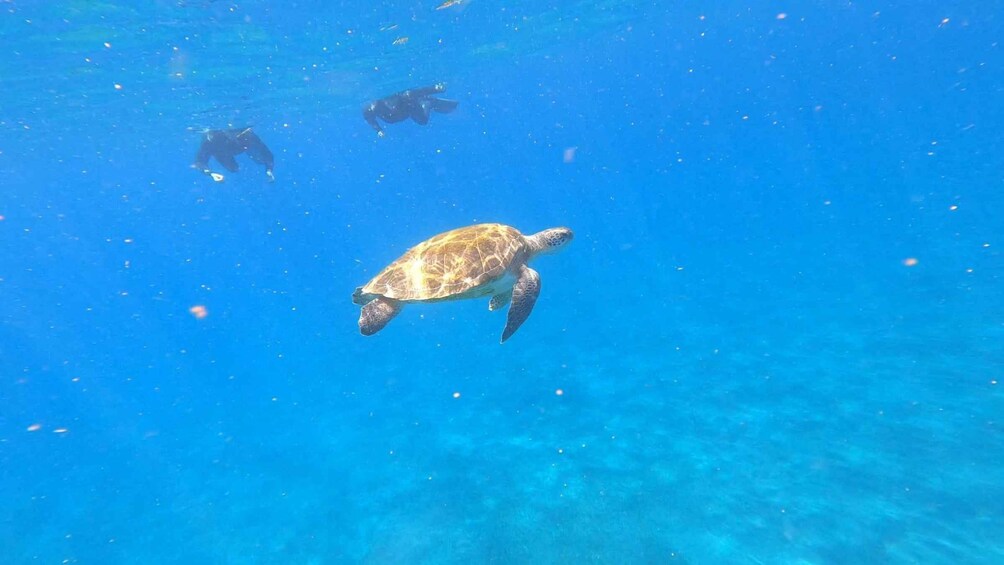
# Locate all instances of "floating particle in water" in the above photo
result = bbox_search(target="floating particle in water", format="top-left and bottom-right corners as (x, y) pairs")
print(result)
(26, 424), (41, 432)
(436, 0), (464, 10)
(114, 84), (123, 90)
(189, 305), (208, 319)
(0, 215), (5, 221)
(53, 428), (69, 434)
(563, 147), (577, 163)
(392, 36), (409, 46)
(379, 24), (398, 32)
(949, 205), (958, 211)
(776, 13), (788, 20)
(555, 389), (564, 396)
(452, 391), (461, 398)
(903, 258), (919, 267)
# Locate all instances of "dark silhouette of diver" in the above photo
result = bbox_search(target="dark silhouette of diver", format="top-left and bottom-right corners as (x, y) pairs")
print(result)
(362, 83), (458, 137)
(192, 127), (275, 183)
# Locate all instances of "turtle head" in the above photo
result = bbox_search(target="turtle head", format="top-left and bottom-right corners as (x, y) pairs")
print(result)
(529, 227), (573, 256)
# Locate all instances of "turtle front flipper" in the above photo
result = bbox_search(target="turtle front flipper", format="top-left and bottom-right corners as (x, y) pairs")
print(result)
(489, 290), (512, 311)
(359, 297), (402, 336)
(501, 265), (540, 343)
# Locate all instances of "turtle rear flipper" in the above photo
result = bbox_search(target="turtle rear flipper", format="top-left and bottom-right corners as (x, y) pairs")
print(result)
(501, 265), (540, 343)
(359, 297), (402, 336)
(352, 286), (367, 305)
(489, 290), (512, 311)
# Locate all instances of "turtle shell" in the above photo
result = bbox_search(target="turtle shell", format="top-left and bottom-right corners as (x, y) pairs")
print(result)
(361, 223), (529, 302)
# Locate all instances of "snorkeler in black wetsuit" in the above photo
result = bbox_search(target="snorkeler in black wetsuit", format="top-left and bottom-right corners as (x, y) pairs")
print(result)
(192, 127), (275, 183)
(362, 83), (459, 137)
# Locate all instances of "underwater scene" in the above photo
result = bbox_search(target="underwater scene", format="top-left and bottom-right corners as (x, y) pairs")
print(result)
(1, 1), (1002, 563)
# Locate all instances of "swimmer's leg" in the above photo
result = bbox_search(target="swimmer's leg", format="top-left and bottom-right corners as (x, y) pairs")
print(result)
(410, 100), (432, 125)
(217, 154), (240, 172)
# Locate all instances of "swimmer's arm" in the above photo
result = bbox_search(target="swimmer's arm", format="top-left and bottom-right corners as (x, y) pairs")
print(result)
(191, 146), (225, 181)
(363, 109), (384, 136)
(240, 132), (277, 180)
(191, 164), (225, 182)
(257, 147), (276, 182)
(192, 141), (213, 172)
(245, 138), (275, 168)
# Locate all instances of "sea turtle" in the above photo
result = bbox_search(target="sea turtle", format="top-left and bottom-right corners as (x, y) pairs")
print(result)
(353, 223), (573, 343)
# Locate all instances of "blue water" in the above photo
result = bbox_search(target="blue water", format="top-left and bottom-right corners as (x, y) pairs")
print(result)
(2, 1), (1002, 563)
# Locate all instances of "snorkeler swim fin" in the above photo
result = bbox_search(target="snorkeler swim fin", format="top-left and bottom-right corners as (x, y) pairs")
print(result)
(431, 98), (459, 114)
